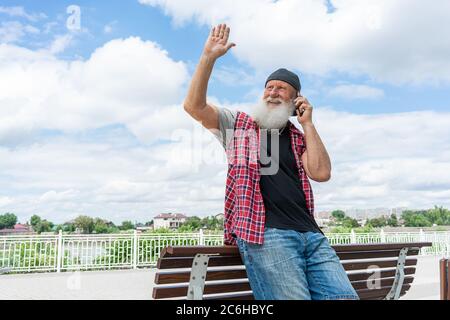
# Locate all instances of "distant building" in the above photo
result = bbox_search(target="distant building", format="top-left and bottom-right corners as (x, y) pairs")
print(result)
(0, 224), (35, 236)
(357, 219), (367, 227)
(215, 213), (224, 220)
(136, 225), (153, 233)
(390, 207), (408, 217)
(315, 211), (331, 219)
(315, 218), (331, 228)
(153, 213), (188, 230)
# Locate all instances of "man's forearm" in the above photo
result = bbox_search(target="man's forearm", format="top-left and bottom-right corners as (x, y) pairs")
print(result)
(302, 123), (332, 180)
(184, 54), (216, 113)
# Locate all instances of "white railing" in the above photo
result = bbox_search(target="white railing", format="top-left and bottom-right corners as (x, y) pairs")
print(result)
(1, 229), (448, 274)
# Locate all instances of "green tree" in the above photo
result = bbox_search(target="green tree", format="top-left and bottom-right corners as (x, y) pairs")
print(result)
(342, 217), (360, 228)
(93, 218), (109, 234)
(401, 210), (429, 227)
(201, 216), (223, 230)
(36, 220), (54, 233)
(61, 222), (76, 233)
(152, 227), (172, 233)
(367, 216), (387, 228)
(427, 206), (450, 225)
(331, 210), (346, 221)
(180, 216), (202, 231)
(30, 215), (42, 229)
(30, 215), (55, 234)
(73, 215), (95, 234)
(387, 214), (398, 227)
(145, 220), (154, 227)
(410, 215), (432, 227)
(120, 220), (135, 231)
(0, 213), (18, 229)
(401, 210), (435, 227)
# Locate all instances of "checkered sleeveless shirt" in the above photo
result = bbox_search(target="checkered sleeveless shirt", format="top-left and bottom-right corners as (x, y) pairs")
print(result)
(223, 111), (315, 245)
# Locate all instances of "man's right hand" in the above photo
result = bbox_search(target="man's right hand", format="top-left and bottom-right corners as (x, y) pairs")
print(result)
(203, 24), (236, 60)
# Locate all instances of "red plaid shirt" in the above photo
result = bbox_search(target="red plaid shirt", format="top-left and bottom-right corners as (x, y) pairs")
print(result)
(223, 111), (315, 245)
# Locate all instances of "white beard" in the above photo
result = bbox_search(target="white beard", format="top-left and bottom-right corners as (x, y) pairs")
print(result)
(251, 97), (295, 129)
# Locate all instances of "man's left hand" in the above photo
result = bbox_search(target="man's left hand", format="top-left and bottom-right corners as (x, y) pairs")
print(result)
(294, 95), (313, 125)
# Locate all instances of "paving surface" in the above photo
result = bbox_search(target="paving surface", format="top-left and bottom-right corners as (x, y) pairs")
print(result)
(0, 256), (442, 300)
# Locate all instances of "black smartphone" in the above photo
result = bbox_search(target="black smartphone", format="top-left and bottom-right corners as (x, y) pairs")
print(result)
(292, 91), (304, 116)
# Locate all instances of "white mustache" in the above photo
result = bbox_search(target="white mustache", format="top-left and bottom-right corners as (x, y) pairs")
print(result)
(265, 98), (283, 104)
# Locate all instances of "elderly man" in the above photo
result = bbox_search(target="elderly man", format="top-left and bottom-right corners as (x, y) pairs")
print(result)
(184, 24), (359, 300)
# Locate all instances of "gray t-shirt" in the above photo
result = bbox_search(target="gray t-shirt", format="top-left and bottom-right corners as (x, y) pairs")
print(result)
(213, 107), (237, 149)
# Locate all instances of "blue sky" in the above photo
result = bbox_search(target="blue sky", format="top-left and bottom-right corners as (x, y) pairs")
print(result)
(1, 0), (450, 224)
(3, 0), (450, 114)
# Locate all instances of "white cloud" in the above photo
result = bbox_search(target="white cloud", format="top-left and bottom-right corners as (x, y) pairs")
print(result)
(0, 37), (189, 144)
(47, 34), (74, 54)
(140, 0), (450, 85)
(1, 104), (450, 224)
(0, 6), (47, 22)
(103, 21), (118, 34)
(328, 84), (384, 100)
(0, 21), (40, 43)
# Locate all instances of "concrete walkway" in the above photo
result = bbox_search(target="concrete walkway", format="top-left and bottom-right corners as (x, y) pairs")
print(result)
(0, 256), (442, 300)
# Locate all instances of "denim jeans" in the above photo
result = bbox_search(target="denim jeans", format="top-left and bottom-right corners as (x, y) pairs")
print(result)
(236, 227), (359, 300)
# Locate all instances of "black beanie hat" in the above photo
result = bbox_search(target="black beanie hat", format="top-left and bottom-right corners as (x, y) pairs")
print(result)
(265, 68), (301, 92)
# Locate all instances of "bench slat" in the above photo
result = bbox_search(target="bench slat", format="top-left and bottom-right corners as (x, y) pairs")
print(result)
(161, 246), (240, 258)
(351, 276), (414, 291)
(337, 249), (419, 260)
(156, 269), (248, 284)
(347, 267), (416, 282)
(333, 242), (431, 252)
(157, 256), (244, 269)
(342, 258), (417, 271)
(203, 292), (254, 300)
(357, 284), (411, 300)
(153, 281), (252, 299)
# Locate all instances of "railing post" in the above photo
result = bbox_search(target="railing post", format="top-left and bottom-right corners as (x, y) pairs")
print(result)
(133, 230), (138, 270)
(350, 229), (356, 244)
(419, 228), (424, 241)
(380, 229), (386, 243)
(447, 232), (450, 258)
(199, 228), (204, 246)
(56, 230), (63, 273)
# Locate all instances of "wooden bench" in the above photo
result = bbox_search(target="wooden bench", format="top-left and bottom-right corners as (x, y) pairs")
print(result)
(440, 258), (450, 300)
(153, 242), (432, 300)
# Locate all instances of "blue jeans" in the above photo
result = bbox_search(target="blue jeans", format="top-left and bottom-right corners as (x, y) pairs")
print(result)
(236, 227), (359, 300)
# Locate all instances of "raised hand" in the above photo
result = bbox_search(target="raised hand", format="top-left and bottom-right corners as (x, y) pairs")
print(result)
(203, 24), (236, 60)
(294, 95), (314, 126)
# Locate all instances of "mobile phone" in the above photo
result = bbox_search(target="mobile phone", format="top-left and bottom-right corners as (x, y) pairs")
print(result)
(292, 91), (304, 116)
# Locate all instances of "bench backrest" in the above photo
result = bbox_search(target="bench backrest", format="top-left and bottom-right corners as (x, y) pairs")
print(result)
(153, 242), (432, 300)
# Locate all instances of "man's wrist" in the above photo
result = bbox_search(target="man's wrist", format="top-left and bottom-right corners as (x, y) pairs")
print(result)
(300, 122), (315, 129)
(201, 52), (218, 64)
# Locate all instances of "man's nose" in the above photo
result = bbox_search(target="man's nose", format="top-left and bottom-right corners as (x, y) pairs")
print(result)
(269, 89), (279, 97)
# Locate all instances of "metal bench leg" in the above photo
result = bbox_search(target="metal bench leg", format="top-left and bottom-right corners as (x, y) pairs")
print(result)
(384, 247), (409, 300)
(187, 253), (219, 300)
